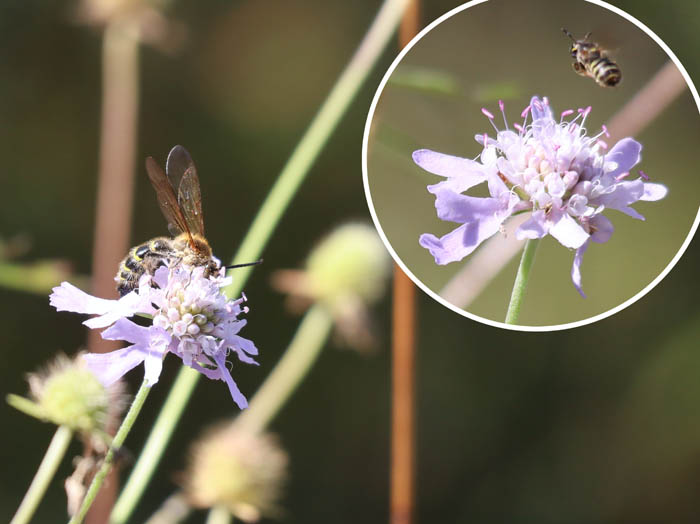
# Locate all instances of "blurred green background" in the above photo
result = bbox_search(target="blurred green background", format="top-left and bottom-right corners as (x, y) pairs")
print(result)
(367, 0), (700, 326)
(0, 0), (698, 523)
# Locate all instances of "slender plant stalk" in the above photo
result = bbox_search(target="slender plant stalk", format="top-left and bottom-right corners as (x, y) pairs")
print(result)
(143, 491), (191, 524)
(69, 381), (151, 524)
(111, 1), (409, 521)
(11, 426), (73, 524)
(391, 4), (418, 523)
(205, 505), (232, 524)
(504, 238), (540, 324)
(234, 304), (334, 435)
(86, 18), (141, 524)
(391, 266), (417, 524)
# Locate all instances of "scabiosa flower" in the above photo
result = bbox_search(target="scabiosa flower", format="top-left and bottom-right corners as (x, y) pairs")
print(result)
(50, 264), (257, 408)
(184, 425), (288, 522)
(415, 95), (667, 296)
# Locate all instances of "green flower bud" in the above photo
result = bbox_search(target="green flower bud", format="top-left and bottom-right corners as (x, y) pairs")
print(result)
(306, 222), (389, 307)
(185, 425), (288, 522)
(8, 353), (125, 435)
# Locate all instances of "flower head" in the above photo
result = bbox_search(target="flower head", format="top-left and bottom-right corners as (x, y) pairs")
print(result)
(272, 223), (390, 351)
(50, 264), (257, 408)
(416, 95), (667, 296)
(184, 425), (288, 522)
(7, 353), (126, 435)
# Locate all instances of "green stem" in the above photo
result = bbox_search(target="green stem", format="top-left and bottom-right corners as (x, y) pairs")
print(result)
(111, 2), (408, 522)
(11, 425), (73, 524)
(504, 238), (540, 325)
(69, 380), (151, 524)
(205, 505), (232, 524)
(235, 304), (334, 435)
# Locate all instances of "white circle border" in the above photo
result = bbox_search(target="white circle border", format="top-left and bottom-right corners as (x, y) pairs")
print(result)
(361, 0), (700, 332)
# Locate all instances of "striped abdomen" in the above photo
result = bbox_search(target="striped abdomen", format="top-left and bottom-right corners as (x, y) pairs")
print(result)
(587, 56), (621, 87)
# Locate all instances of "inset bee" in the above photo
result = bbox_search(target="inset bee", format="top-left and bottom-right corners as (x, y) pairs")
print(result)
(116, 145), (260, 296)
(562, 28), (621, 88)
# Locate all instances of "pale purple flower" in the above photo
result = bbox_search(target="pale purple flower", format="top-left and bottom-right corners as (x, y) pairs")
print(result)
(416, 95), (667, 297)
(50, 265), (257, 408)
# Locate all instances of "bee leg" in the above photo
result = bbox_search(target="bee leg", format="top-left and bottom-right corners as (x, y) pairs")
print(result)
(572, 61), (588, 77)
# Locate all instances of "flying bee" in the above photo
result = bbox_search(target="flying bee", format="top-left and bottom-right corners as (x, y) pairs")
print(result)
(116, 145), (260, 296)
(562, 28), (622, 87)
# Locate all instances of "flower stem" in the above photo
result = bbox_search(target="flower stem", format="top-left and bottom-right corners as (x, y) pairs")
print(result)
(205, 505), (231, 524)
(10, 425), (73, 524)
(69, 380), (151, 524)
(504, 238), (540, 324)
(234, 304), (334, 435)
(111, 2), (409, 521)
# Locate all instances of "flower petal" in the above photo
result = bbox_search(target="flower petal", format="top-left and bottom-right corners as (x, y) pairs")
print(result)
(549, 211), (589, 249)
(605, 138), (642, 177)
(571, 240), (590, 298)
(641, 182), (668, 201)
(413, 149), (488, 189)
(591, 180), (644, 211)
(83, 347), (147, 386)
(51, 282), (121, 315)
(432, 189), (506, 224)
(590, 214), (614, 244)
(516, 210), (548, 240)
(212, 352), (248, 409)
(420, 211), (504, 265)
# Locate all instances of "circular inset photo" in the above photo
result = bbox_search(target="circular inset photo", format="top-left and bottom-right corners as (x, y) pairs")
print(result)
(363, 0), (700, 330)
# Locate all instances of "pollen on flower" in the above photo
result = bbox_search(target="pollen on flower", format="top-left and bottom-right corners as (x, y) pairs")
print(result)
(414, 95), (668, 297)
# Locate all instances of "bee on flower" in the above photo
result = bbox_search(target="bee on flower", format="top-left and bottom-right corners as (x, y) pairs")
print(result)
(415, 96), (667, 297)
(50, 263), (257, 408)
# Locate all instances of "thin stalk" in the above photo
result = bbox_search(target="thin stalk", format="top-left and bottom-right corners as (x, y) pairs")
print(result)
(391, 4), (418, 523)
(143, 491), (191, 524)
(205, 505), (231, 524)
(11, 426), (73, 524)
(69, 380), (151, 524)
(390, 266), (416, 524)
(86, 18), (141, 523)
(111, 1), (409, 521)
(504, 238), (540, 324)
(234, 304), (333, 435)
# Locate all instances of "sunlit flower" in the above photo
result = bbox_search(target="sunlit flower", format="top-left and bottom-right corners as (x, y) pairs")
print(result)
(184, 424), (288, 522)
(50, 264), (257, 408)
(416, 95), (667, 296)
(7, 353), (126, 435)
(272, 223), (390, 350)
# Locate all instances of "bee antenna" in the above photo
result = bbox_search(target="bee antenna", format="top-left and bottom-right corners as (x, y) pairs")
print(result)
(584, 32), (592, 40)
(562, 27), (575, 40)
(225, 259), (263, 270)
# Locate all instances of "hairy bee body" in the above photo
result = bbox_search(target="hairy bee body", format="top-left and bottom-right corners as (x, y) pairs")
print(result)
(116, 233), (220, 296)
(563, 29), (621, 87)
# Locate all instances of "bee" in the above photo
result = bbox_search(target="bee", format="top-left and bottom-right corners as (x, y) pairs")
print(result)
(562, 28), (621, 87)
(116, 145), (260, 296)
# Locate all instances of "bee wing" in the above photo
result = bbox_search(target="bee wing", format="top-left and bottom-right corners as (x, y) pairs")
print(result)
(145, 154), (192, 240)
(166, 145), (205, 236)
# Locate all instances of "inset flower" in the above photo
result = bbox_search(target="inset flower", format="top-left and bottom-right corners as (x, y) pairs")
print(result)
(416, 96), (667, 296)
(184, 425), (288, 522)
(50, 264), (257, 408)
